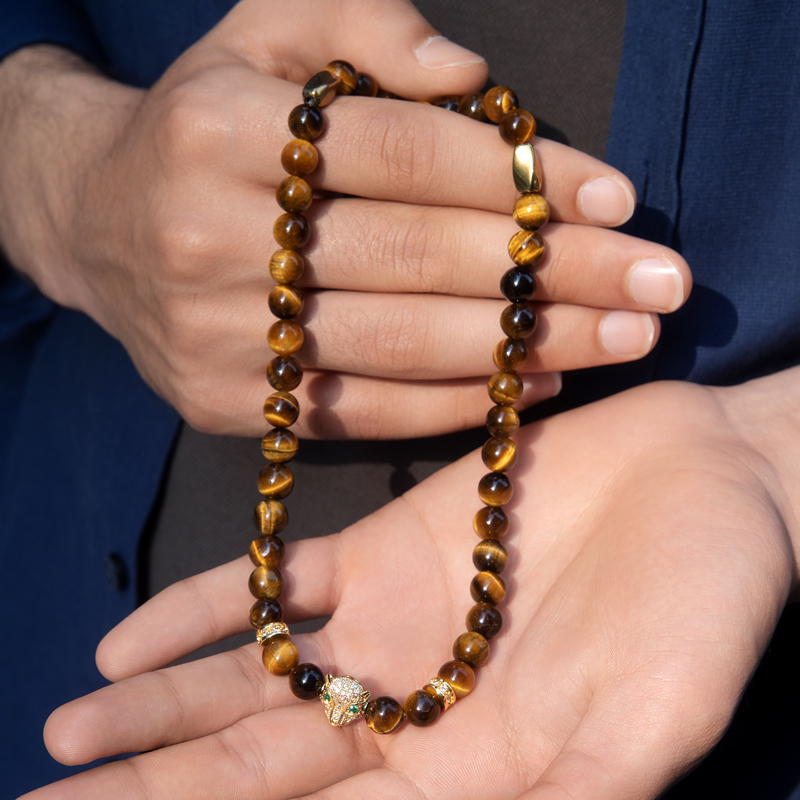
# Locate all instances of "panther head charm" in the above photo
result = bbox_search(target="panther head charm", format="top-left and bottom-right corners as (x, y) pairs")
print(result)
(319, 674), (371, 726)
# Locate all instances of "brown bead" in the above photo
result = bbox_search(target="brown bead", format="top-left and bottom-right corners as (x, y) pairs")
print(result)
(486, 404), (519, 438)
(473, 505), (509, 539)
(267, 356), (303, 392)
(499, 108), (536, 145)
(484, 86), (519, 123)
(478, 472), (513, 507)
(248, 565), (283, 599)
(466, 603), (503, 640)
(269, 250), (305, 284)
(325, 60), (358, 94)
(261, 428), (299, 463)
(432, 95), (460, 112)
(262, 638), (299, 675)
(481, 437), (517, 472)
(258, 463), (294, 499)
(377, 88), (401, 100)
(281, 139), (319, 176)
(458, 92), (487, 121)
(263, 392), (300, 429)
(273, 213), (310, 250)
(493, 338), (528, 372)
(249, 535), (285, 568)
(289, 663), (325, 700)
(500, 268), (536, 303)
(268, 285), (304, 320)
(365, 696), (404, 734)
(488, 371), (523, 404)
(437, 659), (475, 698)
(513, 193), (550, 231)
(268, 320), (304, 356)
(249, 597), (283, 628)
(403, 689), (441, 727)
(355, 72), (379, 97)
(508, 230), (545, 267)
(471, 571), (507, 605)
(500, 304), (537, 340)
(453, 631), (489, 668)
(288, 104), (324, 141)
(253, 499), (288, 535)
(276, 176), (313, 213)
(472, 539), (508, 574)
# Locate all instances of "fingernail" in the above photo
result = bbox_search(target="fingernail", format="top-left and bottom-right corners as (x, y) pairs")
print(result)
(414, 36), (486, 69)
(600, 311), (655, 356)
(520, 371), (562, 405)
(578, 177), (635, 226)
(628, 258), (684, 312)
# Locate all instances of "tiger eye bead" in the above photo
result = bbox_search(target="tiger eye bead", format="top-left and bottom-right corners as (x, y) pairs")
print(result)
(273, 213), (310, 250)
(289, 663), (325, 700)
(268, 285), (304, 320)
(478, 472), (513, 506)
(355, 72), (379, 97)
(258, 463), (294, 499)
(500, 304), (537, 340)
(493, 338), (528, 372)
(269, 249), (304, 284)
(481, 437), (517, 472)
(276, 176), (313, 213)
(499, 108), (536, 145)
(403, 689), (441, 727)
(267, 356), (303, 392)
(262, 638), (299, 675)
(248, 565), (283, 599)
(249, 535), (285, 568)
(488, 371), (523, 404)
(513, 193), (550, 231)
(484, 86), (519, 123)
(365, 696), (405, 734)
(249, 597), (283, 628)
(432, 95), (460, 112)
(472, 539), (508, 574)
(325, 60), (358, 94)
(263, 392), (300, 429)
(268, 320), (304, 356)
(471, 571), (507, 605)
(453, 631), (489, 668)
(466, 603), (503, 639)
(508, 230), (545, 267)
(288, 104), (324, 141)
(261, 428), (299, 463)
(437, 659), (475, 698)
(473, 505), (509, 539)
(458, 92), (487, 121)
(486, 404), (520, 438)
(281, 139), (319, 176)
(253, 499), (288, 535)
(500, 268), (536, 303)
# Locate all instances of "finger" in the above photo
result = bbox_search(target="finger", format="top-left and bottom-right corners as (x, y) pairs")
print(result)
(300, 767), (415, 800)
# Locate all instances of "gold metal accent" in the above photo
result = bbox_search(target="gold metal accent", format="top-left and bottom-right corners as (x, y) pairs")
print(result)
(303, 71), (341, 108)
(513, 143), (542, 193)
(256, 622), (289, 645)
(320, 674), (371, 726)
(425, 678), (456, 711)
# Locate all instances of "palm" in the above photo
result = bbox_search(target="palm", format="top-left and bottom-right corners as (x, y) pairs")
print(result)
(31, 382), (791, 800)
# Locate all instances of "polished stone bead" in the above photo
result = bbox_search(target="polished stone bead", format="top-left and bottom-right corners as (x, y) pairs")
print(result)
(355, 72), (379, 97)
(486, 403), (519, 438)
(289, 663), (325, 700)
(249, 565), (282, 599)
(403, 689), (441, 727)
(472, 539), (508, 574)
(508, 230), (545, 267)
(513, 193), (550, 231)
(481, 437), (517, 472)
(365, 696), (404, 734)
(249, 535), (285, 568)
(513, 143), (542, 193)
(325, 60), (358, 94)
(437, 659), (475, 698)
(458, 92), (486, 121)
(488, 371), (523, 404)
(466, 602), (503, 639)
(478, 471), (513, 506)
(499, 108), (536, 145)
(288, 104), (324, 141)
(453, 631), (489, 668)
(500, 304), (537, 339)
(273, 213), (310, 250)
(263, 392), (300, 428)
(281, 139), (319, 176)
(249, 597), (283, 628)
(268, 285), (304, 321)
(258, 463), (294, 499)
(268, 249), (304, 284)
(500, 268), (536, 303)
(253, 499), (288, 535)
(276, 176), (313, 213)
(493, 338), (528, 372)
(267, 356), (303, 392)
(268, 320), (304, 357)
(471, 571), (507, 605)
(432, 95), (460, 112)
(484, 86), (518, 123)
(473, 505), (509, 539)
(261, 428), (299, 463)
(377, 88), (401, 99)
(262, 638), (299, 675)
(302, 70), (340, 108)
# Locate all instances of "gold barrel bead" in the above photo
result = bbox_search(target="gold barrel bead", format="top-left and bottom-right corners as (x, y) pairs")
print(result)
(512, 143), (542, 193)
(268, 320), (304, 356)
(273, 213), (310, 250)
(276, 176), (313, 213)
(478, 472), (513, 507)
(488, 371), (523, 404)
(508, 230), (545, 267)
(470, 571), (507, 605)
(258, 463), (294, 499)
(261, 428), (299, 463)
(486, 404), (520, 438)
(302, 70), (340, 107)
(484, 86), (518, 123)
(263, 392), (300, 428)
(269, 249), (304, 284)
(481, 437), (517, 472)
(453, 631), (489, 668)
(262, 638), (299, 675)
(281, 139), (319, 176)
(267, 356), (303, 392)
(325, 60), (358, 95)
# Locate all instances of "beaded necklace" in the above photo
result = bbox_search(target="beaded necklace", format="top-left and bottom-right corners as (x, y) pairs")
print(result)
(248, 60), (547, 733)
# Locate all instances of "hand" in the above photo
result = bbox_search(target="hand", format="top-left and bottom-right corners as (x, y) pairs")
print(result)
(30, 369), (800, 799)
(0, 0), (690, 439)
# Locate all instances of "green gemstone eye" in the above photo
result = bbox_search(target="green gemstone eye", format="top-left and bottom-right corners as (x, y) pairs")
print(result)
(323, 693), (330, 701)
(349, 705), (358, 713)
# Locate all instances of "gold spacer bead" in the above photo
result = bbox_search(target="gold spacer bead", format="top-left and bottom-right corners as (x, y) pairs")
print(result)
(425, 677), (456, 711)
(302, 70), (341, 108)
(513, 143), (542, 194)
(256, 621), (289, 645)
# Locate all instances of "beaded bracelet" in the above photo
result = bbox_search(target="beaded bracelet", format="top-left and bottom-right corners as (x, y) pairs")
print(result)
(249, 60), (548, 733)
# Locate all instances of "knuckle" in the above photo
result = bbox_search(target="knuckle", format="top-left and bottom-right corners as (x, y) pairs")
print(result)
(372, 300), (432, 377)
(151, 214), (216, 279)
